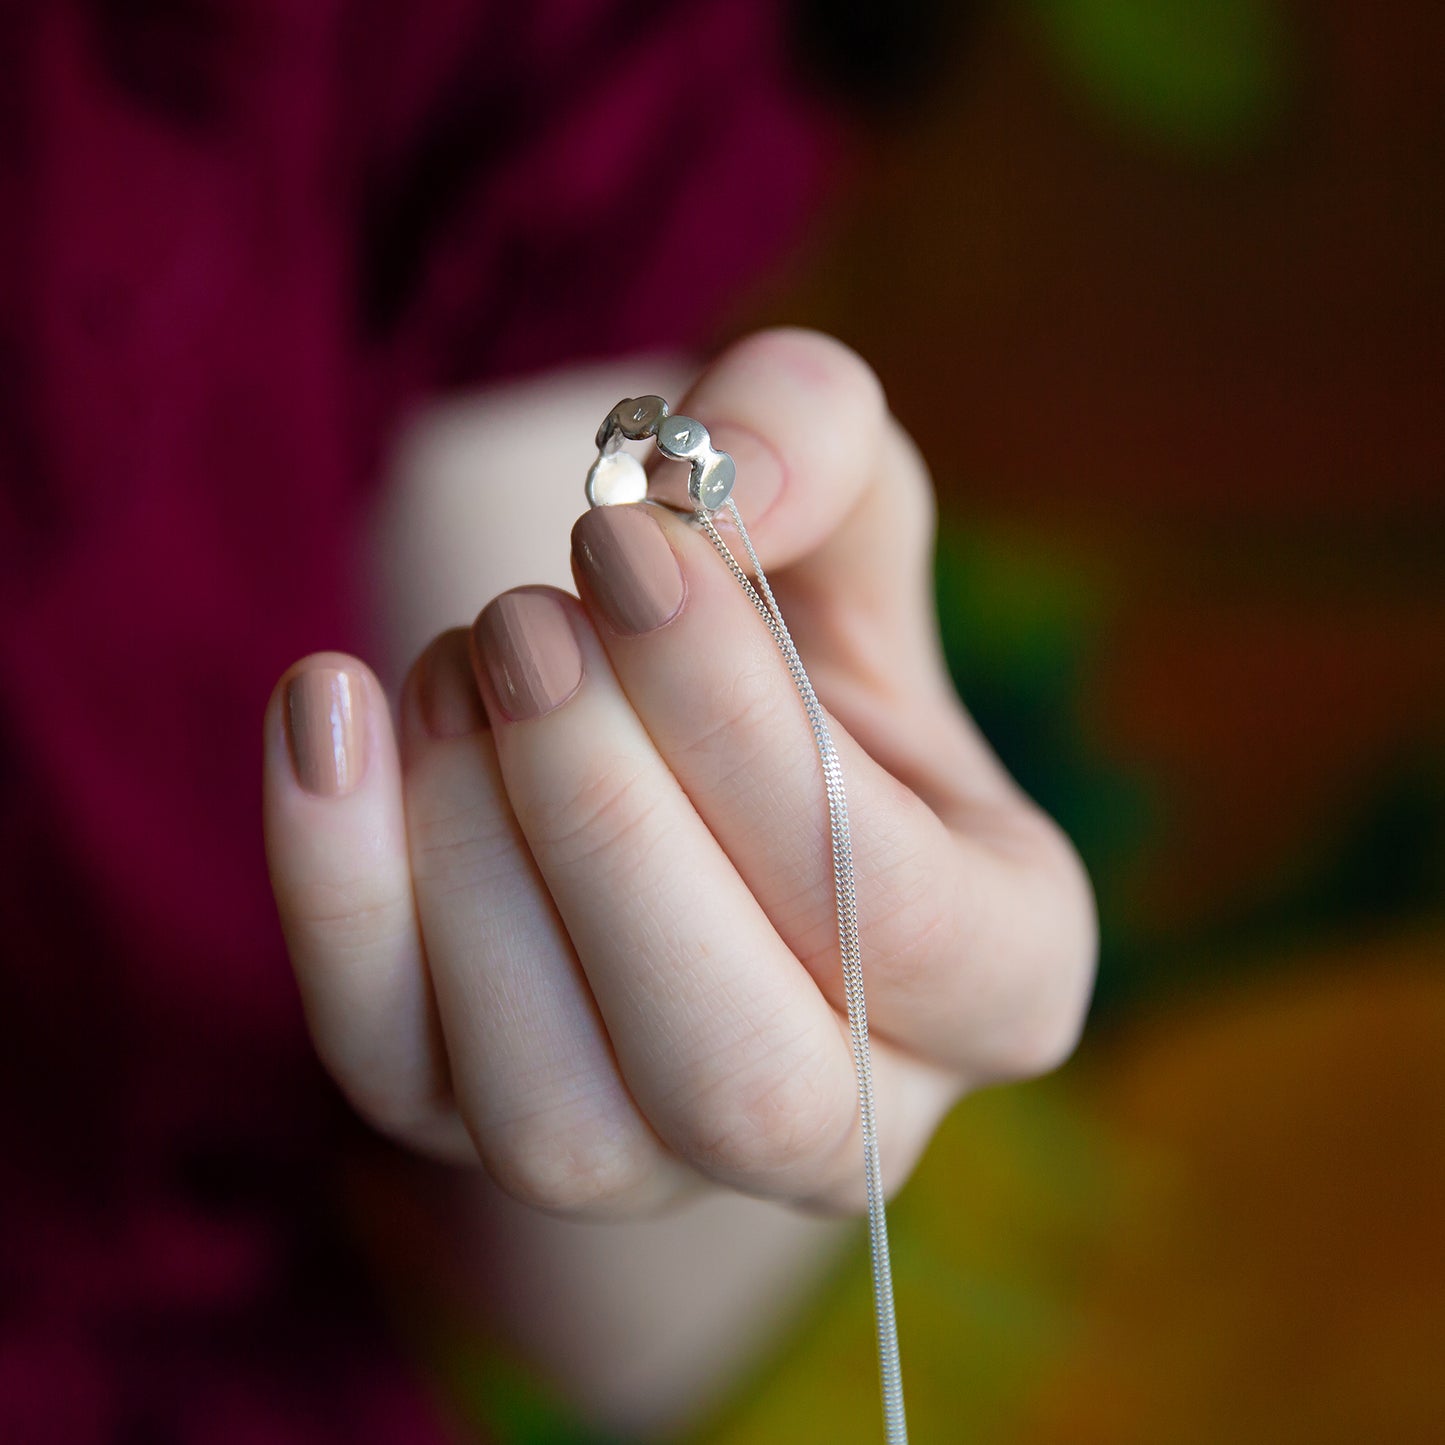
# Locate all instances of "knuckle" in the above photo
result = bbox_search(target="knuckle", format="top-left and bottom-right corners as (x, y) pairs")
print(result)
(407, 796), (512, 897)
(671, 663), (796, 791)
(315, 1036), (455, 1148)
(675, 1042), (850, 1187)
(285, 875), (411, 952)
(991, 989), (1089, 1082)
(524, 755), (660, 873)
(481, 1115), (656, 1217)
(988, 823), (1098, 1082)
(845, 822), (958, 989)
(347, 1083), (451, 1148)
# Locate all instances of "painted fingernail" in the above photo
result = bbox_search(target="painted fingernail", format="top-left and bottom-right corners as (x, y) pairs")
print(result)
(473, 591), (583, 721)
(417, 630), (489, 740)
(285, 667), (367, 796)
(571, 504), (685, 636)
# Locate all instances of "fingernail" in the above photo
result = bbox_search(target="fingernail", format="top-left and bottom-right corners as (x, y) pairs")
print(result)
(417, 631), (489, 740)
(572, 504), (685, 636)
(707, 424), (784, 522)
(473, 591), (583, 721)
(285, 667), (367, 796)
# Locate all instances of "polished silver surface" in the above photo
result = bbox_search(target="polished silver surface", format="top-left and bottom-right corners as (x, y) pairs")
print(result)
(595, 394), (669, 453)
(584, 450), (649, 508)
(589, 405), (736, 514)
(654, 412), (709, 460)
(584, 400), (908, 1444)
(693, 450), (735, 513)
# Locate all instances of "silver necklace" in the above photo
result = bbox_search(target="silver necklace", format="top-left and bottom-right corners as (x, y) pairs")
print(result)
(586, 396), (907, 1445)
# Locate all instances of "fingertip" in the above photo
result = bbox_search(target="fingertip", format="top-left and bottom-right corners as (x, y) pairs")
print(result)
(265, 652), (385, 800)
(470, 586), (588, 725)
(272, 649), (384, 697)
(724, 326), (888, 414)
(647, 328), (892, 567)
(400, 629), (491, 753)
(262, 651), (443, 1140)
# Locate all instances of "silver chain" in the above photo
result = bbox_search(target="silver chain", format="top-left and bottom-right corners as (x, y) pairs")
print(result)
(586, 399), (908, 1445)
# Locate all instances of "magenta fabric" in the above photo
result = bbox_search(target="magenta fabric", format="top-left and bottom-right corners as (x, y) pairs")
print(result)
(0, 2), (837, 1438)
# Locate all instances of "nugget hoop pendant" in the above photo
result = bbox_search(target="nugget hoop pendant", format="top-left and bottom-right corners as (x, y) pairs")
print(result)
(587, 397), (908, 1445)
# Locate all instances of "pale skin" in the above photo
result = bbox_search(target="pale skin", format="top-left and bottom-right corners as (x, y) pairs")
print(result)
(262, 329), (1097, 1435)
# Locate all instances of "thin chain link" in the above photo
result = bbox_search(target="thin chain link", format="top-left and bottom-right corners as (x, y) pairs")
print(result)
(696, 498), (908, 1445)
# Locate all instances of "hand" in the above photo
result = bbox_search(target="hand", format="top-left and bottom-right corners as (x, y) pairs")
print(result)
(262, 329), (1097, 1218)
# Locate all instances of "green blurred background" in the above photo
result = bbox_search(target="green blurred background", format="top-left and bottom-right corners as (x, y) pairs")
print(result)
(694, 1), (1444, 1440)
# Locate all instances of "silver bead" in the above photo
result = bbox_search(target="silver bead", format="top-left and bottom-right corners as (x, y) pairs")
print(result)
(584, 450), (648, 507)
(586, 399), (734, 514)
(618, 394), (668, 439)
(692, 449), (735, 511)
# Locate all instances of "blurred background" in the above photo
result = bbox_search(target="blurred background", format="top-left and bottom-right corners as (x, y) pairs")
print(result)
(4, 1), (1440, 1441)
(668, 2), (1445, 1440)
(460, 1), (1444, 1440)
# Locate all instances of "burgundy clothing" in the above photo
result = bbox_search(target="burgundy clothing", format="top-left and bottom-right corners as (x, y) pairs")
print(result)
(0, 2), (836, 1438)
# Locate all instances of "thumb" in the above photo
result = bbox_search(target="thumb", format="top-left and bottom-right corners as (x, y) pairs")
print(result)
(646, 327), (945, 704)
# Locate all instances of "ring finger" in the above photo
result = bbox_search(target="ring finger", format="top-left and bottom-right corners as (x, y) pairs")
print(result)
(399, 628), (691, 1216)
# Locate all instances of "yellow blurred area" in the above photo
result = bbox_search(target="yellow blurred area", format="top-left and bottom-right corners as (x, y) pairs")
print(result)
(698, 934), (1444, 1443)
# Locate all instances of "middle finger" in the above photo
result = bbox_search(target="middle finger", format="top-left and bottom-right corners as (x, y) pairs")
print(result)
(470, 586), (864, 1201)
(569, 501), (967, 1064)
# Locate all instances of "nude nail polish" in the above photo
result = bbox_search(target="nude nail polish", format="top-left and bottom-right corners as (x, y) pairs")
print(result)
(473, 591), (583, 721)
(285, 667), (366, 796)
(571, 504), (685, 636)
(417, 631), (489, 740)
